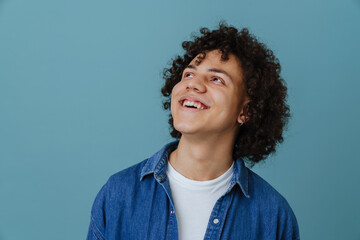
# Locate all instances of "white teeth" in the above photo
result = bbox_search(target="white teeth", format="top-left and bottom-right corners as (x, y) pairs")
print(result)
(182, 100), (206, 109)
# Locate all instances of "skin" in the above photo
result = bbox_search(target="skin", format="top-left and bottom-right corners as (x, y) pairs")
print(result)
(169, 50), (250, 181)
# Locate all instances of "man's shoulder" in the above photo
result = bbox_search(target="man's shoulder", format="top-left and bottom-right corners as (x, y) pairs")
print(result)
(100, 141), (178, 198)
(91, 158), (152, 211)
(246, 168), (295, 213)
(106, 158), (149, 189)
(245, 168), (300, 239)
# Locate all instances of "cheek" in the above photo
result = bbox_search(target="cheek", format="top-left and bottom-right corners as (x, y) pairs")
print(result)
(170, 83), (181, 109)
(171, 82), (182, 94)
(170, 83), (183, 101)
(211, 91), (228, 105)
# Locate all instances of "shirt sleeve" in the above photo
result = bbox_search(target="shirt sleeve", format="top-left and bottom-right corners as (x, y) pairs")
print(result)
(87, 218), (105, 240)
(86, 182), (108, 240)
(280, 202), (300, 240)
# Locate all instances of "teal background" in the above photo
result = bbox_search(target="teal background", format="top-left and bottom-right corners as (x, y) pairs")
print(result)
(1, 0), (359, 239)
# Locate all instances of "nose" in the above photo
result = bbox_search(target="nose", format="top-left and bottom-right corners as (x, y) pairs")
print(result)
(185, 75), (206, 93)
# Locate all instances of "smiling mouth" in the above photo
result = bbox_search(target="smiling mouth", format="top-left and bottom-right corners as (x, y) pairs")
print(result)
(179, 99), (210, 110)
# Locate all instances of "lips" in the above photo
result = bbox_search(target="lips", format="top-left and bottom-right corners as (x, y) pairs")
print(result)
(179, 96), (210, 109)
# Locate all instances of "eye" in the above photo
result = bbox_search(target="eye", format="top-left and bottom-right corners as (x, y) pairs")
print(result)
(212, 77), (223, 84)
(184, 72), (194, 78)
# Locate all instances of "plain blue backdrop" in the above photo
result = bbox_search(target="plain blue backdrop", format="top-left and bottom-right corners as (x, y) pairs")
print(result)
(1, 0), (359, 239)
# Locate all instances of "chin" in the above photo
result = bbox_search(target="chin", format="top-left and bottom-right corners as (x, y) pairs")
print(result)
(174, 122), (195, 134)
(174, 123), (205, 136)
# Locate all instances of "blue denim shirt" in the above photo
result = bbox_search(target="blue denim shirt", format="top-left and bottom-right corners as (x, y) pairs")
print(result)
(87, 140), (300, 240)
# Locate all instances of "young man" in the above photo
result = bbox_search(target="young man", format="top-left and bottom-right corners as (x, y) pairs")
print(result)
(87, 24), (300, 240)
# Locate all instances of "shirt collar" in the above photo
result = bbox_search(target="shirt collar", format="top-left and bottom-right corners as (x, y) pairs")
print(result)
(140, 140), (250, 198)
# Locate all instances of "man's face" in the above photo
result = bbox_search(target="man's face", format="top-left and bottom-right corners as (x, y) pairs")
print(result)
(170, 50), (249, 138)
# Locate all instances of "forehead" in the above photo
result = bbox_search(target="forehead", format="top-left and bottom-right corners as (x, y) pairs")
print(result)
(189, 50), (244, 82)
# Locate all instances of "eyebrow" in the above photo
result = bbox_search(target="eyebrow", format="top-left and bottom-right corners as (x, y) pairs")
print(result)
(185, 64), (233, 82)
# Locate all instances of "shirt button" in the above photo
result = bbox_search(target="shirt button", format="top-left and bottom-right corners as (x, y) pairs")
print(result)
(213, 218), (219, 224)
(155, 176), (163, 182)
(171, 210), (175, 215)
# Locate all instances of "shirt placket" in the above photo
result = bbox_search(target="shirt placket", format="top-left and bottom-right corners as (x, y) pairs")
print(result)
(155, 173), (179, 240)
(203, 189), (234, 240)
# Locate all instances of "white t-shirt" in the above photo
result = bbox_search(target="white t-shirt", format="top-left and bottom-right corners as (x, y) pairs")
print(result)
(167, 161), (234, 240)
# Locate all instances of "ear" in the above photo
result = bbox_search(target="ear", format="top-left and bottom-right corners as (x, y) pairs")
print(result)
(237, 99), (250, 125)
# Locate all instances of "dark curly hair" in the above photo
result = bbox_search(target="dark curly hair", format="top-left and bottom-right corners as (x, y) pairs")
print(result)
(161, 23), (290, 167)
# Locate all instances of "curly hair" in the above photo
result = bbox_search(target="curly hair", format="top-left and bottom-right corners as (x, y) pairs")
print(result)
(161, 23), (290, 167)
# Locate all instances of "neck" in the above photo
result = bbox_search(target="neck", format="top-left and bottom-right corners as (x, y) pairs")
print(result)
(169, 134), (236, 181)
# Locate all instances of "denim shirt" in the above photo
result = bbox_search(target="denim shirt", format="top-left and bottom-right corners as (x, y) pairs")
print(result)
(87, 140), (300, 240)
